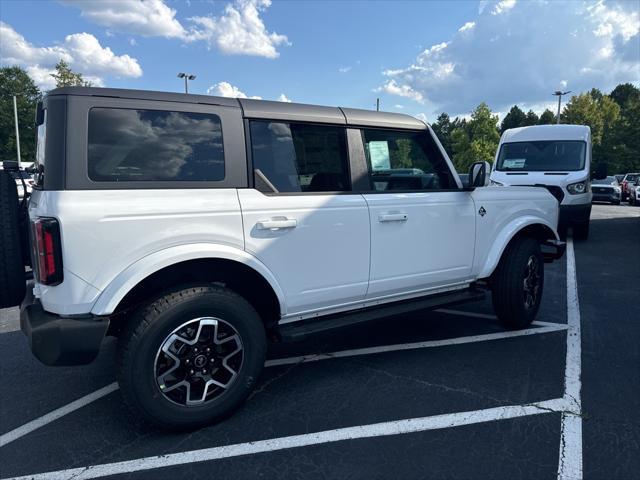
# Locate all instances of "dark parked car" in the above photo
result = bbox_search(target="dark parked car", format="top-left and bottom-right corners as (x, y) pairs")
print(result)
(591, 176), (621, 205)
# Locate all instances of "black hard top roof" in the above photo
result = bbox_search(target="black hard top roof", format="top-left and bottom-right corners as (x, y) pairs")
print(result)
(47, 87), (427, 130)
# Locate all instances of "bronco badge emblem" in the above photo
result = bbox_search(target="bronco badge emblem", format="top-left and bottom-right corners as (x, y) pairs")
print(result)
(478, 206), (487, 217)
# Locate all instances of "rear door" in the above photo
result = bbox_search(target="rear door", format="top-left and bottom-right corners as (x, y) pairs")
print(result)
(357, 127), (476, 299)
(238, 120), (370, 317)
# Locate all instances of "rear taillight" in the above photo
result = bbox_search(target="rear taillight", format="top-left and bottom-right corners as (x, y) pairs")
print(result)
(31, 217), (63, 285)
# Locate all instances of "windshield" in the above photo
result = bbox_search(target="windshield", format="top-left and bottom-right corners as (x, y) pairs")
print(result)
(496, 140), (586, 172)
(625, 174), (639, 182)
(592, 176), (617, 185)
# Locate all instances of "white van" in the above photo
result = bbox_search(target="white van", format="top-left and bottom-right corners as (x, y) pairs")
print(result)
(490, 125), (592, 239)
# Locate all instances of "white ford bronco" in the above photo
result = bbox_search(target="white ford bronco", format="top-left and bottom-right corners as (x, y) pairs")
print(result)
(0, 87), (565, 430)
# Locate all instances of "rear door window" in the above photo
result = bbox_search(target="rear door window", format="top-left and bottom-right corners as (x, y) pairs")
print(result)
(88, 108), (224, 182)
(249, 121), (351, 193)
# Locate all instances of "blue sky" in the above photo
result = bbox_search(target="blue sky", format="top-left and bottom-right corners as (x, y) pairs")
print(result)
(1, 0), (638, 120)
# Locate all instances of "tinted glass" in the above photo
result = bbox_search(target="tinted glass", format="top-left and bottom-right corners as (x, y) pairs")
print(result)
(361, 129), (456, 191)
(496, 141), (586, 172)
(250, 121), (350, 193)
(88, 108), (224, 182)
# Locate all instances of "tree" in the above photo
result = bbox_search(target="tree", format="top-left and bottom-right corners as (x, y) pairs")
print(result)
(609, 83), (640, 109)
(50, 60), (92, 87)
(562, 91), (619, 146)
(538, 109), (556, 125)
(500, 105), (526, 132)
(451, 102), (500, 172)
(0, 66), (42, 164)
(523, 110), (539, 126)
(431, 113), (453, 156)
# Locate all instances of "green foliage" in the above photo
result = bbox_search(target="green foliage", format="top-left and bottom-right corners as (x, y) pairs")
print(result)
(451, 102), (500, 172)
(500, 106), (526, 133)
(431, 112), (453, 156)
(538, 109), (556, 125)
(50, 60), (92, 88)
(0, 66), (42, 164)
(523, 110), (539, 126)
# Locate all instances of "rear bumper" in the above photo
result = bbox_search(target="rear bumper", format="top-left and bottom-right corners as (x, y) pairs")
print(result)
(20, 285), (109, 366)
(559, 203), (591, 229)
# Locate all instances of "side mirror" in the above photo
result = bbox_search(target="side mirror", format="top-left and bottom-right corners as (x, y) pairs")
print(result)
(468, 161), (491, 187)
(35, 101), (45, 126)
(592, 163), (607, 181)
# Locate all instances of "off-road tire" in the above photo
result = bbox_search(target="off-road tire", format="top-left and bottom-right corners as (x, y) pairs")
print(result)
(491, 237), (544, 330)
(117, 285), (267, 430)
(0, 170), (26, 308)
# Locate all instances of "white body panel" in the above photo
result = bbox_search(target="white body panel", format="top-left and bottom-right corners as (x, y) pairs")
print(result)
(490, 125), (592, 206)
(238, 189), (370, 315)
(470, 187), (559, 278)
(363, 191), (476, 297)
(29, 189), (246, 315)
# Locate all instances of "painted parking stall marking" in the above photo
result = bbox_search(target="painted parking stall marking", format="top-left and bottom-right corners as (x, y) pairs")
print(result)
(0, 238), (584, 480)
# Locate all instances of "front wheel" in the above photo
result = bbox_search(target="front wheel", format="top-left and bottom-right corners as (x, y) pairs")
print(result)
(491, 237), (544, 330)
(117, 285), (267, 430)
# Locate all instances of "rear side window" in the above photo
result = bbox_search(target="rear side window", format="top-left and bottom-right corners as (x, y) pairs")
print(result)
(88, 108), (224, 182)
(250, 121), (350, 193)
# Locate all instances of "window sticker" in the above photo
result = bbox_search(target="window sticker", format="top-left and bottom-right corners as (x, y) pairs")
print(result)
(369, 141), (391, 170)
(502, 158), (526, 169)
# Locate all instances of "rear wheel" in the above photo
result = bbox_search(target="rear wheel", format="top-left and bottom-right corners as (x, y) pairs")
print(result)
(0, 170), (26, 308)
(117, 285), (267, 430)
(491, 237), (544, 330)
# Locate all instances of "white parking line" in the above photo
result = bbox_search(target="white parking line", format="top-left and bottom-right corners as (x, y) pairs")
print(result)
(0, 383), (119, 447)
(4, 398), (569, 480)
(264, 321), (567, 367)
(557, 237), (583, 480)
(0, 320), (567, 448)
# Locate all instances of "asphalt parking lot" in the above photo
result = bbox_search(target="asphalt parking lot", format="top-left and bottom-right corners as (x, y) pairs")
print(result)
(0, 203), (638, 480)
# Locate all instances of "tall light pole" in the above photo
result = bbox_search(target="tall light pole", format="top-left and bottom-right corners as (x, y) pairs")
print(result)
(177, 72), (196, 94)
(553, 90), (571, 125)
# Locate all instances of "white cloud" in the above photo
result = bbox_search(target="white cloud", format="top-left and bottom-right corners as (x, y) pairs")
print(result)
(376, 79), (424, 104)
(0, 22), (142, 88)
(378, 0), (640, 116)
(492, 0), (517, 15)
(62, 0), (289, 58)
(188, 0), (290, 58)
(61, 0), (186, 38)
(394, 104), (404, 109)
(338, 66), (351, 73)
(207, 81), (262, 99)
(458, 21), (475, 33)
(277, 93), (291, 102)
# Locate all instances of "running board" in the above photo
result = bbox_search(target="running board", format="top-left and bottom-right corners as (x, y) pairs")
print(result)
(278, 288), (487, 341)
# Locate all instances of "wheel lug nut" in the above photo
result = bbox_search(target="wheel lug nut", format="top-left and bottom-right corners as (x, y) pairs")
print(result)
(193, 347), (199, 353)
(209, 358), (215, 363)
(189, 369), (195, 375)
(202, 369), (207, 374)
(185, 359), (190, 365)
(206, 347), (211, 353)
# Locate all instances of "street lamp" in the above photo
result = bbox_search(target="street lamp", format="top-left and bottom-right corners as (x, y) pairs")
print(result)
(552, 90), (571, 125)
(177, 72), (196, 94)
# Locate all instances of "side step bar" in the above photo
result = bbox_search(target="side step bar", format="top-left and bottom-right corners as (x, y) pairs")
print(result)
(278, 288), (487, 341)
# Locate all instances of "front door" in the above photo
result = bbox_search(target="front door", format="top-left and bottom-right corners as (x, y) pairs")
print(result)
(357, 127), (476, 299)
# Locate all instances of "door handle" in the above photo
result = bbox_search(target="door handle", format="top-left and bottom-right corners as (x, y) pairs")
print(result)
(256, 218), (298, 230)
(378, 213), (408, 223)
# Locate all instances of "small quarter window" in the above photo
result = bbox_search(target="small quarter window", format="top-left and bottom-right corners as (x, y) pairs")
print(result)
(250, 121), (351, 193)
(88, 108), (224, 182)
(361, 129), (456, 191)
